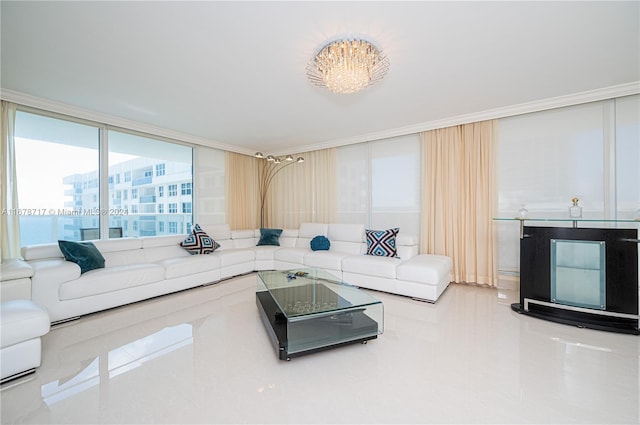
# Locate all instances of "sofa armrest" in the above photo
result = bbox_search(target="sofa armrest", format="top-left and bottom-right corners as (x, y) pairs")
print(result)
(0, 259), (34, 282)
(1, 259), (35, 301)
(30, 260), (81, 308)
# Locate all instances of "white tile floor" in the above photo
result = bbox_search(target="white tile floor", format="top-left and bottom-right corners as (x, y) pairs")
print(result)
(1, 273), (638, 424)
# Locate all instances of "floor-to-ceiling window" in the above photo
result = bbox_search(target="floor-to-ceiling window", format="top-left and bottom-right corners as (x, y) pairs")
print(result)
(497, 94), (640, 279)
(14, 109), (197, 244)
(108, 130), (193, 238)
(336, 134), (421, 237)
(15, 111), (100, 244)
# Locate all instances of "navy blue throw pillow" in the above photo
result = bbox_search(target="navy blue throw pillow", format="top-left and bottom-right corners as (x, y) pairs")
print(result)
(58, 240), (106, 274)
(257, 228), (283, 246)
(310, 235), (330, 251)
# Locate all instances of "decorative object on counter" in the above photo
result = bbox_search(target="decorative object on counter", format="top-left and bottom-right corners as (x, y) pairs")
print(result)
(517, 204), (529, 219)
(569, 197), (582, 219)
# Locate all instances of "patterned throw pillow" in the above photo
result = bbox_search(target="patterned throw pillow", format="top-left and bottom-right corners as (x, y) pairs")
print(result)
(365, 228), (399, 257)
(180, 224), (220, 255)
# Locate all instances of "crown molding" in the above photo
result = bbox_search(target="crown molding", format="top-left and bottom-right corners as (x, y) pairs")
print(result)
(285, 81), (640, 155)
(0, 88), (256, 156)
(3, 82), (638, 158)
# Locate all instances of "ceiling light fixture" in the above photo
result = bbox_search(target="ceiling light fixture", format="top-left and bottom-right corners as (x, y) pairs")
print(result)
(306, 38), (390, 94)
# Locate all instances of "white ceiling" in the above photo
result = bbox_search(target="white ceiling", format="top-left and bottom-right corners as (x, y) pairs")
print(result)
(1, 1), (639, 155)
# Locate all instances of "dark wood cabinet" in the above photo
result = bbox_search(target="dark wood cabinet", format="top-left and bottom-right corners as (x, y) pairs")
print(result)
(512, 226), (639, 334)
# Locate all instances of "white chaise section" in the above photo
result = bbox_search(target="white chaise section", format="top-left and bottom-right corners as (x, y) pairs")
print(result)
(0, 300), (50, 383)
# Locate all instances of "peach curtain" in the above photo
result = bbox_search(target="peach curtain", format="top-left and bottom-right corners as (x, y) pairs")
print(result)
(420, 120), (498, 286)
(265, 148), (337, 229)
(225, 152), (260, 230)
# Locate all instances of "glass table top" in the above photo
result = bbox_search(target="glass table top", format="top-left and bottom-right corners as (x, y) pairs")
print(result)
(257, 269), (382, 319)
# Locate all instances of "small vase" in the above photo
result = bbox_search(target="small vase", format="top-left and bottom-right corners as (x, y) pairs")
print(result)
(517, 205), (528, 219)
(569, 197), (582, 219)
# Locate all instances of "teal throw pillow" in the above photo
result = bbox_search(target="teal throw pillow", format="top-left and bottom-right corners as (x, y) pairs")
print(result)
(58, 240), (106, 274)
(310, 235), (330, 251)
(257, 228), (283, 246)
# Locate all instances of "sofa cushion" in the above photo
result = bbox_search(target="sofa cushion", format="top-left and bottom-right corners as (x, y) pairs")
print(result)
(93, 239), (147, 267)
(215, 248), (255, 267)
(29, 260), (81, 286)
(365, 228), (399, 257)
(295, 223), (328, 248)
(141, 235), (186, 249)
(231, 230), (257, 249)
(58, 240), (106, 274)
(59, 264), (165, 300)
(257, 228), (282, 246)
(341, 254), (400, 279)
(161, 255), (222, 280)
(304, 251), (349, 271)
(254, 246), (280, 261)
(92, 238), (143, 253)
(396, 255), (452, 285)
(0, 259), (34, 281)
(310, 235), (330, 251)
(274, 247), (308, 265)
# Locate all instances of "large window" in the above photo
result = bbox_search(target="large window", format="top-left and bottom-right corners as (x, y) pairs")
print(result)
(497, 95), (640, 276)
(108, 130), (193, 238)
(14, 110), (195, 244)
(15, 112), (100, 244)
(336, 134), (421, 236)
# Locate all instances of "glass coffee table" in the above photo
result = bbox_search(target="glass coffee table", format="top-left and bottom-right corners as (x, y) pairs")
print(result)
(256, 269), (384, 360)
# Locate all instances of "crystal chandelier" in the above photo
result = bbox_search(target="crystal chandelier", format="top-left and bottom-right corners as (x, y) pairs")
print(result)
(306, 38), (390, 94)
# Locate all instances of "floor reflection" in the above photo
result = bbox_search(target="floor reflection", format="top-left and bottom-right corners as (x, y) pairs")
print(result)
(1, 276), (638, 424)
(41, 324), (193, 406)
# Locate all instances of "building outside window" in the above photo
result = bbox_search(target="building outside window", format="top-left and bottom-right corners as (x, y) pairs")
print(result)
(156, 163), (165, 176)
(168, 203), (177, 213)
(181, 182), (192, 195)
(169, 222), (177, 233)
(182, 202), (192, 214)
(168, 184), (177, 196)
(108, 130), (193, 238)
(13, 110), (194, 243)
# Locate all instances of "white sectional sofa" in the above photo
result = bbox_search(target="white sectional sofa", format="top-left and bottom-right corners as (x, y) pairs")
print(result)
(19, 223), (452, 324)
